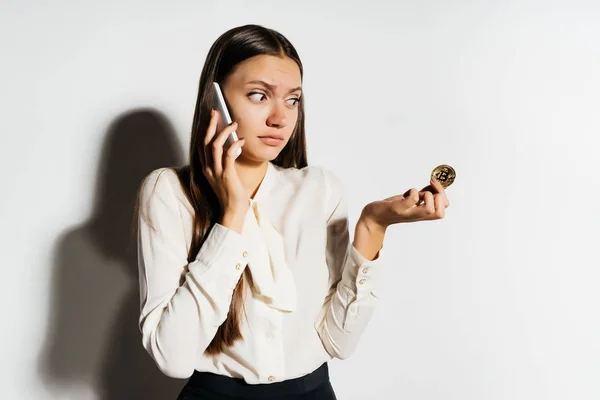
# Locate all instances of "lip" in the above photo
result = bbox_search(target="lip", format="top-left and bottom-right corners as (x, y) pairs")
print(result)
(258, 135), (284, 140)
(258, 136), (284, 146)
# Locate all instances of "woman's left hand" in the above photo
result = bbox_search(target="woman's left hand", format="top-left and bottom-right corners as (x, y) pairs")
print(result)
(361, 177), (451, 229)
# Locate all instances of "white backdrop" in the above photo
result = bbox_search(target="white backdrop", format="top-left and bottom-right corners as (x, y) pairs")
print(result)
(1, 1), (599, 399)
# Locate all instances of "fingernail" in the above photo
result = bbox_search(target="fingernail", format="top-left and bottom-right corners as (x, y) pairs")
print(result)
(431, 177), (437, 183)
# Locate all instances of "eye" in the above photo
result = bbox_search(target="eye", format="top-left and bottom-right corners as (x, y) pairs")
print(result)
(248, 92), (266, 102)
(287, 97), (301, 106)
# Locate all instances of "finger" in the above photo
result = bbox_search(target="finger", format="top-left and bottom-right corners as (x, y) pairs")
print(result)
(433, 193), (446, 219)
(441, 191), (450, 208)
(402, 188), (418, 202)
(417, 190), (435, 218)
(423, 192), (446, 220)
(214, 121), (238, 149)
(416, 186), (433, 206)
(213, 122), (238, 177)
(435, 193), (450, 209)
(390, 189), (418, 215)
(430, 178), (450, 208)
(403, 188), (419, 206)
(203, 109), (220, 166)
(224, 138), (245, 174)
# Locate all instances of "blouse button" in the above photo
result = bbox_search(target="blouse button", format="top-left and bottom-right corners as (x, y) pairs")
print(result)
(359, 279), (366, 285)
(362, 267), (370, 274)
(268, 376), (275, 382)
(235, 263), (241, 270)
(242, 251), (248, 258)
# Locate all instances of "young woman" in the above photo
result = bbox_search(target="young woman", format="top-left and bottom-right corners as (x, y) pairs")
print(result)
(136, 24), (449, 400)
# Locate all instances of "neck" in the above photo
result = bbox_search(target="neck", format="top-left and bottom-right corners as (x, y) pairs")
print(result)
(234, 158), (270, 199)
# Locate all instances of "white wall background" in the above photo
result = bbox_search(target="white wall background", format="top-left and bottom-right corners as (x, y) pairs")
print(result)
(1, 0), (599, 399)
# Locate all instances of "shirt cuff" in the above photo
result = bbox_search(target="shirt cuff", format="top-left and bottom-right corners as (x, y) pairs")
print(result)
(341, 244), (380, 295)
(188, 223), (249, 296)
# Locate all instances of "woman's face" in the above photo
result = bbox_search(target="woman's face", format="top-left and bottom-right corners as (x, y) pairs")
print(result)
(222, 54), (302, 162)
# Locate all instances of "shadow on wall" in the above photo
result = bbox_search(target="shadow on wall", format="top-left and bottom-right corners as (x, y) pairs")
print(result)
(38, 109), (187, 399)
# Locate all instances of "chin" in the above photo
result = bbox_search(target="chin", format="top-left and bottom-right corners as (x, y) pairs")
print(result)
(240, 148), (282, 163)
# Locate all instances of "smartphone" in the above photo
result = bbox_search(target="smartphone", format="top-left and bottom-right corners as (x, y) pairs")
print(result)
(211, 82), (241, 157)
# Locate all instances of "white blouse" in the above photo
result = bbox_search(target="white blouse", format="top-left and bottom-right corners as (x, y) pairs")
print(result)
(137, 161), (381, 384)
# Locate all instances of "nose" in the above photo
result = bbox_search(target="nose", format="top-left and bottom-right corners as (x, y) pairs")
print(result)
(266, 101), (287, 129)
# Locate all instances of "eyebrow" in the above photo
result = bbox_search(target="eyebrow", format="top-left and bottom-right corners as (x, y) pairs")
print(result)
(245, 80), (302, 94)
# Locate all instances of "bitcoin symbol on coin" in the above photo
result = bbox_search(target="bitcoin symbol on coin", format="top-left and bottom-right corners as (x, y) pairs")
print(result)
(431, 165), (456, 188)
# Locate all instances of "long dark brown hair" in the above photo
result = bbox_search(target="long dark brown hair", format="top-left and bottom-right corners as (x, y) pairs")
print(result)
(139, 24), (308, 356)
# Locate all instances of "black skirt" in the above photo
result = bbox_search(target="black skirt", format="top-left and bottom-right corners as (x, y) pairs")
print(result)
(177, 362), (337, 400)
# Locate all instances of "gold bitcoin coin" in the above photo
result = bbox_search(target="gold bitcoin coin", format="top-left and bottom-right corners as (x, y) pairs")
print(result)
(431, 165), (456, 188)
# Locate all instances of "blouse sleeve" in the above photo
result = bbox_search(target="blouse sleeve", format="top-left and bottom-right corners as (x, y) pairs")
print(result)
(137, 168), (249, 378)
(314, 169), (382, 359)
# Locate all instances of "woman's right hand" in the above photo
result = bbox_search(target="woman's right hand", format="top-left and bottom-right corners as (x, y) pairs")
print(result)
(203, 109), (248, 231)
